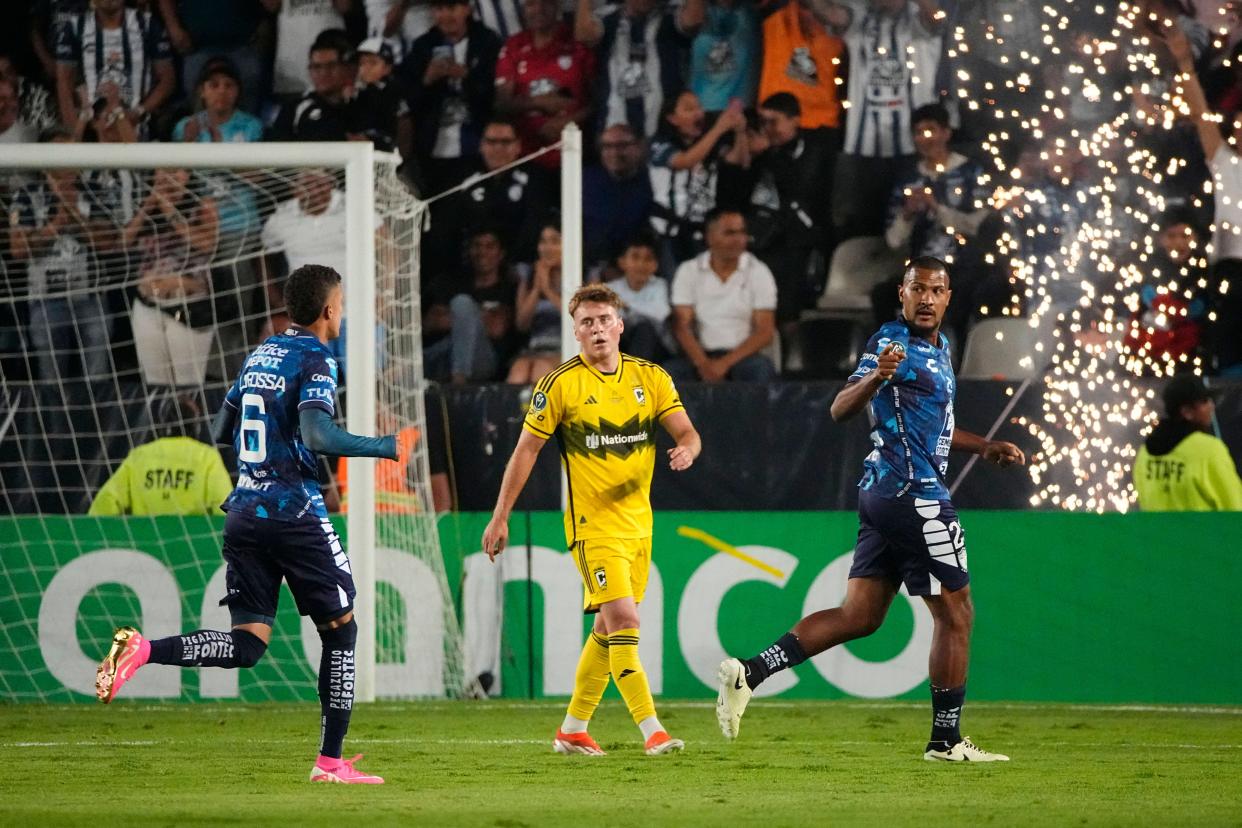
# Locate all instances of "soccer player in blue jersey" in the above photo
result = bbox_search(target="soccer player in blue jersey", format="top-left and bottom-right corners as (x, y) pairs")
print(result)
(715, 256), (1025, 762)
(94, 264), (398, 784)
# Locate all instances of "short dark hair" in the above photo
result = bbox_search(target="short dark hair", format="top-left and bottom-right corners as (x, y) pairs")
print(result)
(704, 206), (745, 230)
(904, 256), (950, 282)
(310, 29), (355, 62)
(619, 229), (659, 258)
(759, 92), (801, 119)
(483, 114), (520, 133)
(155, 394), (202, 439)
(1159, 206), (1202, 236)
(911, 103), (951, 130)
(286, 264), (342, 325)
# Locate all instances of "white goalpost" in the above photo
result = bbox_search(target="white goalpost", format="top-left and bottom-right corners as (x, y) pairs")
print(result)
(0, 142), (462, 703)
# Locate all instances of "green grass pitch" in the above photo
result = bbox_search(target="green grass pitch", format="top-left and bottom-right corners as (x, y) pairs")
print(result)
(3, 700), (1240, 826)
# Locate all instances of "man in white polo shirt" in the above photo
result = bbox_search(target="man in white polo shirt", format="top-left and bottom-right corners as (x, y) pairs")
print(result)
(666, 208), (778, 382)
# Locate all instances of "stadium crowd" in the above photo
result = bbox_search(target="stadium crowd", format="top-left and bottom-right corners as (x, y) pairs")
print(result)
(2, 0), (1242, 393)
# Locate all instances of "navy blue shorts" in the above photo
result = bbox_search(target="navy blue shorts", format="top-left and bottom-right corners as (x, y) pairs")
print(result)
(850, 489), (970, 596)
(219, 510), (356, 626)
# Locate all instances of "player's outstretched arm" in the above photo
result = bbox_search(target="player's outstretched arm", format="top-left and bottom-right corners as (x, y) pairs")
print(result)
(298, 408), (398, 460)
(952, 428), (1026, 468)
(661, 410), (701, 471)
(482, 429), (547, 561)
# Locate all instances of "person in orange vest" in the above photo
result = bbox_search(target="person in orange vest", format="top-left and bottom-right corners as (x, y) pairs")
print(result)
(334, 395), (451, 513)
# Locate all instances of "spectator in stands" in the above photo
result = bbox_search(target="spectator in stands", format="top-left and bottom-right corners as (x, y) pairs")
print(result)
(495, 0), (595, 168)
(261, 169), (348, 333)
(8, 128), (115, 384)
(424, 227), (521, 382)
(31, 1), (89, 85)
(266, 0), (354, 100)
(447, 116), (554, 267)
(172, 57), (264, 250)
(270, 29), (356, 141)
(155, 0), (267, 115)
(1122, 211), (1208, 374)
(876, 102), (990, 341)
(1163, 23), (1242, 374)
(583, 122), (653, 275)
(508, 221), (564, 383)
(649, 93), (749, 275)
(666, 207), (778, 382)
(690, 0), (759, 112)
(363, 0), (437, 56)
(88, 394), (233, 516)
(402, 0), (502, 191)
(122, 168), (221, 388)
(349, 38), (414, 157)
(54, 0), (175, 138)
(606, 230), (672, 361)
(885, 104), (988, 263)
(574, 0), (706, 139)
(0, 52), (59, 133)
(756, 0), (844, 132)
(470, 0), (525, 42)
(1133, 375), (1242, 511)
(0, 78), (37, 144)
(173, 58), (264, 144)
(821, 0), (945, 240)
(747, 92), (835, 342)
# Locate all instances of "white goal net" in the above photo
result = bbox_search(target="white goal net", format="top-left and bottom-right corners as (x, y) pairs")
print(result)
(0, 142), (463, 703)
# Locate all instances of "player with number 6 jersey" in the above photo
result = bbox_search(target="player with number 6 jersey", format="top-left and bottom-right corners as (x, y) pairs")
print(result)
(93, 264), (398, 784)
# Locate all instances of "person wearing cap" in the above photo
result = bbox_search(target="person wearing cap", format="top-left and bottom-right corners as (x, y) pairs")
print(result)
(348, 37), (414, 158)
(269, 28), (356, 142)
(173, 58), (263, 144)
(401, 0), (502, 192)
(1133, 375), (1242, 511)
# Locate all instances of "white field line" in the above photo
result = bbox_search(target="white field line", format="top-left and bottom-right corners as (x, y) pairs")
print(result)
(4, 737), (1241, 751)
(21, 701), (1242, 716)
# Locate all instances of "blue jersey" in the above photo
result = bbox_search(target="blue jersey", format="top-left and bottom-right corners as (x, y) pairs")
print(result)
(220, 326), (338, 521)
(847, 319), (956, 501)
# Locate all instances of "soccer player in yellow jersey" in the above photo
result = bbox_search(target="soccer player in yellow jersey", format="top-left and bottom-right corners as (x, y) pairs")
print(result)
(483, 283), (702, 756)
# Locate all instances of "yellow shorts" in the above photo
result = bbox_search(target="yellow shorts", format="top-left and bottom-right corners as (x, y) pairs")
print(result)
(571, 537), (651, 613)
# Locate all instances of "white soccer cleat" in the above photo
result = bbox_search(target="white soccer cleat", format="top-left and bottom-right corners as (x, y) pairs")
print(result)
(924, 737), (1010, 762)
(644, 731), (684, 756)
(715, 657), (752, 740)
(553, 729), (606, 756)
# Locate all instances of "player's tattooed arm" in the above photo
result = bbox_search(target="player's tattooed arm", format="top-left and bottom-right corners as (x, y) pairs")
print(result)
(952, 429), (1026, 468)
(830, 343), (903, 422)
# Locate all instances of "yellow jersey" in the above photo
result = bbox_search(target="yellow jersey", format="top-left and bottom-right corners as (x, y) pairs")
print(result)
(522, 354), (685, 546)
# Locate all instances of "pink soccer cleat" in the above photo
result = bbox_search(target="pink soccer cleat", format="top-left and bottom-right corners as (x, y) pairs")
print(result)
(96, 626), (150, 704)
(309, 754), (385, 784)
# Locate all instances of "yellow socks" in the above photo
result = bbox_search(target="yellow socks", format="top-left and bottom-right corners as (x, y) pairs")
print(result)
(608, 628), (656, 725)
(565, 631), (612, 723)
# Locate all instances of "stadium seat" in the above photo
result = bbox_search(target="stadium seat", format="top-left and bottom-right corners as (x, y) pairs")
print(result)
(809, 236), (907, 318)
(800, 237), (906, 369)
(764, 328), (782, 375)
(958, 317), (1041, 380)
